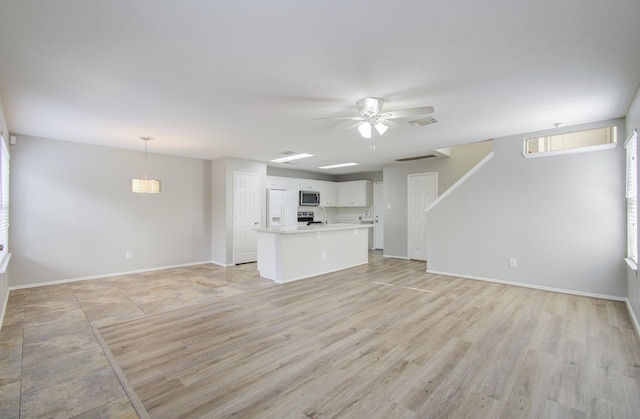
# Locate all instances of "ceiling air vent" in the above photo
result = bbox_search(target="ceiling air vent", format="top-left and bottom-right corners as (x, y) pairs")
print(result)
(409, 116), (438, 127)
(395, 154), (438, 162)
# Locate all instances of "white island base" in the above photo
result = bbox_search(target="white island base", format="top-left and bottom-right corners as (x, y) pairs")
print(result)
(256, 224), (373, 284)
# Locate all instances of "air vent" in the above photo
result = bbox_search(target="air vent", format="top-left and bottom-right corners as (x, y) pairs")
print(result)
(395, 154), (438, 162)
(409, 116), (438, 127)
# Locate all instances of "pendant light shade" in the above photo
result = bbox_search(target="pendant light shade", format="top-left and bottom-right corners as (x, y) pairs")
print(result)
(132, 136), (162, 193)
(131, 178), (162, 193)
(358, 122), (372, 139)
(357, 120), (388, 139)
(374, 121), (388, 136)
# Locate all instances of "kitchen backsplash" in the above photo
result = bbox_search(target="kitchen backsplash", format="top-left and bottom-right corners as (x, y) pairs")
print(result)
(296, 206), (373, 223)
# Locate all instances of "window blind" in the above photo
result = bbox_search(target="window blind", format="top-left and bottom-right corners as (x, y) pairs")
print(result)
(0, 137), (8, 264)
(625, 129), (638, 266)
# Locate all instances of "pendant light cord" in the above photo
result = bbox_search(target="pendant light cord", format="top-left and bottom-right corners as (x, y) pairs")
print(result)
(144, 139), (149, 180)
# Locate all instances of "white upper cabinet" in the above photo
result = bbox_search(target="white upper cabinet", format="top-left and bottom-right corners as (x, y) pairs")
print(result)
(267, 176), (371, 207)
(337, 180), (372, 207)
(266, 176), (318, 192)
(298, 179), (319, 191)
(266, 176), (290, 190)
(318, 181), (337, 207)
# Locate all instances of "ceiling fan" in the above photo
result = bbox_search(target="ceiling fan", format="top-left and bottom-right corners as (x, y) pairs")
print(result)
(319, 97), (435, 139)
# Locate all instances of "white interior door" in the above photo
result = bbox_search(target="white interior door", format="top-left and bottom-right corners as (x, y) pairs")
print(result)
(373, 182), (384, 249)
(407, 173), (437, 261)
(234, 172), (260, 264)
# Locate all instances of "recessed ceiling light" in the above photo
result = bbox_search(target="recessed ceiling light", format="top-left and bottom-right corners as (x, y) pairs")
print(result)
(270, 153), (314, 163)
(318, 162), (359, 169)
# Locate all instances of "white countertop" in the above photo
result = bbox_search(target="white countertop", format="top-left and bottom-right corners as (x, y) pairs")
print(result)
(256, 223), (373, 234)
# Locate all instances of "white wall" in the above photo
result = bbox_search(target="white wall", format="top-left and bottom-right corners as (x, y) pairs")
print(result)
(336, 171), (384, 183)
(211, 158), (228, 265)
(10, 135), (212, 286)
(211, 157), (266, 266)
(427, 118), (626, 298)
(382, 141), (494, 258)
(625, 86), (640, 320)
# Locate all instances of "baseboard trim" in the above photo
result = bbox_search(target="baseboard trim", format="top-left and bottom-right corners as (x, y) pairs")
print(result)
(9, 260), (215, 291)
(210, 260), (236, 267)
(426, 269), (626, 302)
(382, 254), (410, 260)
(625, 299), (640, 342)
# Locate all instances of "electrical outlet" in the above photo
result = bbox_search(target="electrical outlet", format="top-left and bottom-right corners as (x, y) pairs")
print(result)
(322, 251), (327, 260)
(125, 251), (133, 260)
(509, 257), (517, 268)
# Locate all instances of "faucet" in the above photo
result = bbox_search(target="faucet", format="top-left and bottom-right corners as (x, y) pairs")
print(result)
(319, 206), (327, 224)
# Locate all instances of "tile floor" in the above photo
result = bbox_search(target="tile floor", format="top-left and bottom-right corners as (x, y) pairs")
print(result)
(0, 262), (274, 418)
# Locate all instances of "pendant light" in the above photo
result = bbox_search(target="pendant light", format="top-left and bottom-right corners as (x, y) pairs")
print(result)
(131, 136), (162, 193)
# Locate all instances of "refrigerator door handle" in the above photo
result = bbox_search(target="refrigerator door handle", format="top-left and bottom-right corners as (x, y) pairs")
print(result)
(281, 202), (285, 226)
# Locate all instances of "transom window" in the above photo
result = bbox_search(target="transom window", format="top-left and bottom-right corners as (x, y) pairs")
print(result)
(524, 126), (617, 158)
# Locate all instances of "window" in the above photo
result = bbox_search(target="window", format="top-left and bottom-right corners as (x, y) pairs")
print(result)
(524, 126), (617, 158)
(626, 129), (638, 270)
(0, 135), (8, 266)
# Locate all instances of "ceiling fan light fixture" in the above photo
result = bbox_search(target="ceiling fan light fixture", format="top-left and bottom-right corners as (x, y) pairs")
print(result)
(374, 121), (388, 136)
(357, 97), (383, 115)
(358, 122), (372, 139)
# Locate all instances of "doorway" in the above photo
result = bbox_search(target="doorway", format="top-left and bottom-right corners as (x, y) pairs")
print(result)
(407, 172), (437, 261)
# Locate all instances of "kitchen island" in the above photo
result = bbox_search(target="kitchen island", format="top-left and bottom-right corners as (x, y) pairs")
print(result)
(256, 223), (373, 283)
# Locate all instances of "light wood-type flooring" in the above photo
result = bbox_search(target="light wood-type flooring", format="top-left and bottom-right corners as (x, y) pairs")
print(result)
(2, 251), (640, 418)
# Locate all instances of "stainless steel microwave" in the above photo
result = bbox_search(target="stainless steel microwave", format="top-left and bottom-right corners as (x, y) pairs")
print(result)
(299, 190), (320, 206)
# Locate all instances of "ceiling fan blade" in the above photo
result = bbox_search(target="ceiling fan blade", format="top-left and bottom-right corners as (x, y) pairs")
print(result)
(314, 115), (364, 121)
(385, 106), (434, 119)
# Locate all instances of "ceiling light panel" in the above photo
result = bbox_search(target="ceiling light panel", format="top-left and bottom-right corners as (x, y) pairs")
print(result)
(318, 162), (359, 169)
(270, 153), (314, 163)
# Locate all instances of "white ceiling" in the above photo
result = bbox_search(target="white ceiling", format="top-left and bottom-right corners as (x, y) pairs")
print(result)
(0, 0), (639, 174)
